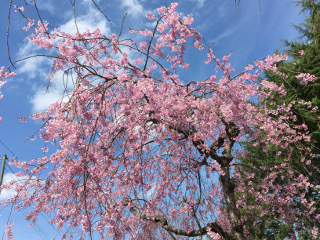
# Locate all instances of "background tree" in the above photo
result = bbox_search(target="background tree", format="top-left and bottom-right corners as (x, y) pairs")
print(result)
(0, 1), (319, 240)
(239, 0), (320, 238)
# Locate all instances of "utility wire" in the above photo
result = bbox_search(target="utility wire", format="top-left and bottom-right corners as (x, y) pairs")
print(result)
(0, 139), (63, 239)
(4, 161), (15, 176)
(2, 166), (61, 239)
(0, 140), (15, 156)
(0, 167), (51, 240)
(0, 168), (50, 240)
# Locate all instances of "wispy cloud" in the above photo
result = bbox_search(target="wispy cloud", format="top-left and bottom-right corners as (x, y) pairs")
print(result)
(15, 0), (112, 113)
(15, 41), (63, 113)
(0, 173), (32, 201)
(60, 6), (111, 35)
(16, 41), (52, 80)
(121, 0), (144, 17)
(210, 26), (238, 45)
(30, 71), (70, 112)
(36, 0), (55, 15)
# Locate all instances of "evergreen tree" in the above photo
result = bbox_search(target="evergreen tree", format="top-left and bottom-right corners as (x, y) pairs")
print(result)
(240, 0), (320, 238)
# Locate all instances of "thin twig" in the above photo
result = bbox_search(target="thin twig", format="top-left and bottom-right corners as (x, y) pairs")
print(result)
(7, 0), (15, 69)
(118, 12), (127, 39)
(91, 0), (117, 27)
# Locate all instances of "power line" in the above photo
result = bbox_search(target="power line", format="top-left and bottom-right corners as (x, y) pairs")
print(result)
(0, 139), (62, 239)
(0, 170), (50, 240)
(4, 161), (15, 175)
(0, 140), (15, 157)
(0, 164), (62, 240)
(0, 167), (51, 240)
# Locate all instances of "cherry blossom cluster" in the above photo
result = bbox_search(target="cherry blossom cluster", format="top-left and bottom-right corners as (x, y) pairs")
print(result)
(296, 72), (318, 85)
(5, 223), (14, 239)
(14, 5), (24, 12)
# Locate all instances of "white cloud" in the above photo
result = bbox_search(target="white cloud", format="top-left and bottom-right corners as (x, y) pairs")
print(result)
(16, 41), (53, 80)
(31, 71), (71, 113)
(15, 42), (65, 113)
(0, 173), (27, 200)
(146, 184), (156, 198)
(0, 173), (42, 201)
(36, 1), (55, 15)
(31, 87), (64, 113)
(15, 41), (66, 113)
(121, 0), (144, 17)
(17, 57), (51, 80)
(60, 6), (111, 36)
(17, 1), (112, 113)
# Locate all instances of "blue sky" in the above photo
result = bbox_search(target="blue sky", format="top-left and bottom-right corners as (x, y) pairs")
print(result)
(0, 0), (305, 239)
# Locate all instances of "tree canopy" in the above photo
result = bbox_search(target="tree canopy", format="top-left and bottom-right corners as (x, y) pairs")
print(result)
(0, 1), (319, 240)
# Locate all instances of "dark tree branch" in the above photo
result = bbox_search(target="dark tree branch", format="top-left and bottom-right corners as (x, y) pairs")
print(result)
(145, 115), (245, 239)
(127, 203), (234, 239)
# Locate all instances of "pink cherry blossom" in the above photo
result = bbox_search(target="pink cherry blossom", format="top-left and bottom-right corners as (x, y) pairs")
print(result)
(5, 224), (14, 239)
(145, 12), (155, 20)
(296, 72), (318, 85)
(139, 41), (147, 49)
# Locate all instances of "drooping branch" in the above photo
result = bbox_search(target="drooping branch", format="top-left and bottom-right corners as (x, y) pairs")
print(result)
(127, 202), (235, 239)
(146, 113), (245, 240)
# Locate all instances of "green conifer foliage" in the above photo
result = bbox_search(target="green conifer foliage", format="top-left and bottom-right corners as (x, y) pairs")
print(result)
(240, 1), (320, 239)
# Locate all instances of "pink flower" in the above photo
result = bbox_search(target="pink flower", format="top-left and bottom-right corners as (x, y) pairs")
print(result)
(169, 3), (179, 13)
(182, 15), (194, 25)
(14, 5), (23, 12)
(157, 6), (166, 14)
(182, 63), (189, 69)
(117, 72), (127, 81)
(245, 64), (253, 71)
(134, 58), (143, 65)
(137, 29), (153, 37)
(296, 73), (318, 86)
(209, 75), (217, 81)
(139, 41), (147, 49)
(145, 12), (155, 20)
(5, 224), (14, 239)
